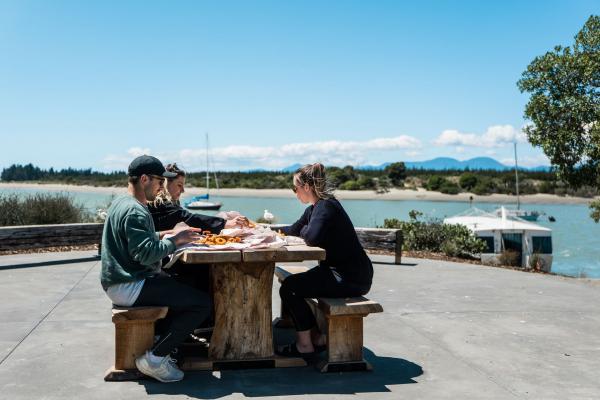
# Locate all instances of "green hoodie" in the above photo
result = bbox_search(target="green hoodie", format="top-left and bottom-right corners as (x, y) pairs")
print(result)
(100, 195), (176, 290)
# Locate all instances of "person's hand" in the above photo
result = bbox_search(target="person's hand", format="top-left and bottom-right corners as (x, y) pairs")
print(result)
(224, 215), (249, 228)
(170, 228), (202, 247)
(158, 229), (174, 239)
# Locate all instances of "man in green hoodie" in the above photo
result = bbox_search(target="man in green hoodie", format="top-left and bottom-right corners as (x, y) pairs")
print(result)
(101, 155), (209, 383)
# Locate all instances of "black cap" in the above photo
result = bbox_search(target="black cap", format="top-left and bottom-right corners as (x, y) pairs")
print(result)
(128, 155), (177, 178)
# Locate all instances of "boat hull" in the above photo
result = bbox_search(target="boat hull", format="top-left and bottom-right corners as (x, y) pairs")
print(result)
(186, 202), (222, 211)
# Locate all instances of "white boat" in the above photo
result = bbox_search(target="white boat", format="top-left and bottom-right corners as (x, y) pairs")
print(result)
(185, 197), (222, 211)
(184, 133), (222, 211)
(444, 207), (553, 272)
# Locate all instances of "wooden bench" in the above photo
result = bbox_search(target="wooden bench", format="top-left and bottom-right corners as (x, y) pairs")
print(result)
(275, 266), (383, 372)
(104, 306), (169, 381)
(355, 227), (402, 264)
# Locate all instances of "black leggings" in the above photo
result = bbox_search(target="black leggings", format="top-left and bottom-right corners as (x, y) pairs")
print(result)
(279, 266), (370, 332)
(133, 274), (212, 357)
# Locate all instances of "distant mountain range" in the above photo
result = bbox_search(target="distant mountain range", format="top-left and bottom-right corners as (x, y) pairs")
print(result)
(280, 157), (550, 172)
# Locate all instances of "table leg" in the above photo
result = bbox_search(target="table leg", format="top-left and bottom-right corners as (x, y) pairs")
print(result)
(209, 261), (275, 360)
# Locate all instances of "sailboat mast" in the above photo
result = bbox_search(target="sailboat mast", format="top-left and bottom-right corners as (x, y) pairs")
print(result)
(514, 142), (520, 209)
(205, 132), (210, 195)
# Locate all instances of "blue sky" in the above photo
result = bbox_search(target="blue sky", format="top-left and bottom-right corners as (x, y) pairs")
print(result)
(0, 0), (597, 172)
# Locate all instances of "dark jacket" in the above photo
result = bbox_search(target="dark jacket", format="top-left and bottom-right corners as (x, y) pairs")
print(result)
(148, 202), (226, 233)
(280, 198), (373, 287)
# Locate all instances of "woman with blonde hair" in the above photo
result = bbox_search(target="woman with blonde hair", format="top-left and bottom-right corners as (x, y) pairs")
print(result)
(149, 163), (246, 232)
(148, 163), (247, 290)
(276, 163), (373, 358)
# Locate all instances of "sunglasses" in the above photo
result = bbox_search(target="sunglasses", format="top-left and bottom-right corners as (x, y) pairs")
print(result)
(292, 183), (305, 193)
(148, 174), (166, 183)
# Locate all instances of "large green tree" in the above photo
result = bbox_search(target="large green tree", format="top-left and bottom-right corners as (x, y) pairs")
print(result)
(518, 15), (600, 221)
(384, 162), (407, 186)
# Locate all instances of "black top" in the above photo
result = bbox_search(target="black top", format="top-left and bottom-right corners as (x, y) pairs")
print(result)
(281, 198), (373, 287)
(148, 202), (226, 232)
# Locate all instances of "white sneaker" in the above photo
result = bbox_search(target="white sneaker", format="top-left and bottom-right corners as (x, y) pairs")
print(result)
(135, 351), (184, 383)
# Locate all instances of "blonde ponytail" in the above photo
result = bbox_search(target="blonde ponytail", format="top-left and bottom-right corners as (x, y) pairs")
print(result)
(294, 162), (335, 199)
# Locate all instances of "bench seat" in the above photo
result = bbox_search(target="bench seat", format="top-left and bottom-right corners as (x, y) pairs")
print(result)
(275, 266), (383, 372)
(104, 306), (169, 381)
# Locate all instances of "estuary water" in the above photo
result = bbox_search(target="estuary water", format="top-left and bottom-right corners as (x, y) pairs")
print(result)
(2, 186), (599, 278)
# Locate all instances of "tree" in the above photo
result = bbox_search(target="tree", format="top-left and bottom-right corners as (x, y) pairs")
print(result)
(518, 15), (600, 220)
(327, 165), (357, 187)
(384, 162), (407, 186)
(459, 172), (478, 190)
(426, 175), (446, 191)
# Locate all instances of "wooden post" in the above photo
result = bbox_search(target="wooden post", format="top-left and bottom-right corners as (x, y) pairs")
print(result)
(209, 262), (275, 360)
(394, 229), (403, 264)
(318, 314), (371, 373)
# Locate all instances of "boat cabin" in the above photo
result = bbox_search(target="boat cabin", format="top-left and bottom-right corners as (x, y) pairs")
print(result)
(444, 208), (553, 272)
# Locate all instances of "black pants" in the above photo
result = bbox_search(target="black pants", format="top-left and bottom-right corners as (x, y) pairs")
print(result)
(133, 274), (212, 357)
(166, 260), (210, 293)
(279, 266), (370, 332)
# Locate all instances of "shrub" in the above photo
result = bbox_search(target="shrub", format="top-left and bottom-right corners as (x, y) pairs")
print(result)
(339, 180), (362, 190)
(439, 181), (460, 195)
(528, 253), (547, 271)
(538, 181), (555, 193)
(426, 176), (446, 191)
(0, 193), (91, 226)
(356, 176), (376, 189)
(472, 178), (497, 195)
(382, 216), (486, 258)
(498, 250), (521, 267)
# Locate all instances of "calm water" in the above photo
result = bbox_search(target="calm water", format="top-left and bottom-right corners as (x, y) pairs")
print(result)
(3, 187), (599, 278)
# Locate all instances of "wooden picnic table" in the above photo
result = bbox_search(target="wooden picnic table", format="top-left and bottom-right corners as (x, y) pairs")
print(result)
(178, 245), (326, 370)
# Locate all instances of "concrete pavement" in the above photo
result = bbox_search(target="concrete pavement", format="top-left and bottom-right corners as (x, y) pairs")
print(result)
(0, 251), (598, 399)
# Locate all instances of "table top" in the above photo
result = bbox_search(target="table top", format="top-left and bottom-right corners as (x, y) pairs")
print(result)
(180, 245), (326, 264)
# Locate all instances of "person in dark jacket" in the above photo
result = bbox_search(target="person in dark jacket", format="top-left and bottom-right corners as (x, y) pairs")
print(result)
(148, 163), (248, 289)
(148, 163), (247, 233)
(276, 163), (374, 358)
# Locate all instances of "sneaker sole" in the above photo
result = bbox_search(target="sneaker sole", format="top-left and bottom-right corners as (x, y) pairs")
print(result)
(135, 358), (184, 383)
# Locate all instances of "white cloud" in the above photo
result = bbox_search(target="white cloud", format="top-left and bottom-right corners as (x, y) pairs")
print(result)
(500, 154), (550, 168)
(127, 147), (151, 157)
(101, 147), (153, 171)
(405, 150), (422, 157)
(102, 135), (422, 171)
(433, 125), (526, 148)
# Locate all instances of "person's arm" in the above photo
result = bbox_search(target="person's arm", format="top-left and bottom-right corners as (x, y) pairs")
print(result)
(280, 206), (311, 236)
(181, 208), (226, 233)
(125, 213), (176, 265)
(299, 202), (332, 246)
(159, 203), (226, 233)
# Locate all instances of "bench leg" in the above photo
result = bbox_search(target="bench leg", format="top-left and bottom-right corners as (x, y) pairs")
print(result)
(104, 320), (155, 381)
(318, 315), (372, 373)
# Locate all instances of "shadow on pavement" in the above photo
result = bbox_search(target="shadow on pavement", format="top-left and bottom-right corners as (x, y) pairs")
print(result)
(0, 256), (100, 271)
(138, 348), (423, 398)
(375, 261), (418, 266)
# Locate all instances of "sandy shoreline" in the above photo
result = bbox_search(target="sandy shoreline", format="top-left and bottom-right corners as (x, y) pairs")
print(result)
(1, 182), (596, 205)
